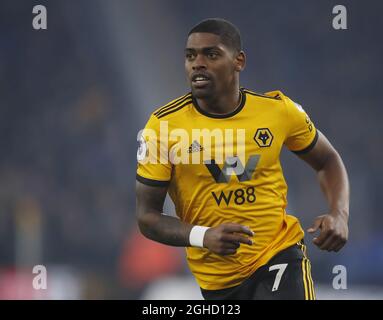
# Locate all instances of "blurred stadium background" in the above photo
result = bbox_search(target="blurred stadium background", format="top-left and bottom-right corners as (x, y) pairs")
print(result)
(0, 0), (382, 299)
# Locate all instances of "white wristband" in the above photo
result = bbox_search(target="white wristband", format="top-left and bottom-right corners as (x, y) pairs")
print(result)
(189, 226), (210, 248)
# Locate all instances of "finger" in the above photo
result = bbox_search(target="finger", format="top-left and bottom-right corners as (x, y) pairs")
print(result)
(222, 248), (237, 255)
(326, 238), (341, 252)
(223, 233), (253, 245)
(313, 229), (331, 247)
(334, 240), (347, 252)
(325, 240), (340, 252)
(333, 239), (347, 252)
(319, 233), (337, 251)
(307, 217), (324, 233)
(222, 223), (254, 237)
(222, 242), (240, 250)
(326, 234), (347, 252)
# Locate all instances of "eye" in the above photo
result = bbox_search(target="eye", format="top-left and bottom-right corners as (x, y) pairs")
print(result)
(185, 52), (195, 60)
(207, 52), (219, 59)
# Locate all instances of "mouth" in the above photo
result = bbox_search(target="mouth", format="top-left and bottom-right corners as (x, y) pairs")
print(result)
(191, 73), (211, 88)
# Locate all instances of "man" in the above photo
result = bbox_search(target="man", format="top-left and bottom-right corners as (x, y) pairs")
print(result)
(136, 18), (349, 300)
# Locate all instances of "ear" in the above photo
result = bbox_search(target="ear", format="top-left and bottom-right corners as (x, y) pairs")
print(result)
(234, 51), (246, 72)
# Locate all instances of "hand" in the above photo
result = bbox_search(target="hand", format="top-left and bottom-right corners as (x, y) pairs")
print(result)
(203, 223), (254, 256)
(307, 213), (348, 252)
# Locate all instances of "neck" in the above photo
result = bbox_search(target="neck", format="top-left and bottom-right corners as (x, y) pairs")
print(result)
(196, 86), (241, 115)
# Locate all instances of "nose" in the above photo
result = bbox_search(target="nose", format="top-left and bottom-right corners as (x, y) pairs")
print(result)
(192, 54), (207, 71)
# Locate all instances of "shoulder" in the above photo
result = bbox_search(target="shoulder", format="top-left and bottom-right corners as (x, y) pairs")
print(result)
(242, 88), (283, 101)
(243, 88), (300, 110)
(151, 92), (193, 120)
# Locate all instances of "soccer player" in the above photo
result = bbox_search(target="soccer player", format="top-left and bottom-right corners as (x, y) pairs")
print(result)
(135, 18), (349, 300)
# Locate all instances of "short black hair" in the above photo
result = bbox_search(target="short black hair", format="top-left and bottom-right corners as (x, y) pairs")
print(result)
(188, 18), (242, 52)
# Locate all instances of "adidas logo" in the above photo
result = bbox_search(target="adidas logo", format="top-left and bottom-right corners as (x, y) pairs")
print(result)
(188, 140), (204, 153)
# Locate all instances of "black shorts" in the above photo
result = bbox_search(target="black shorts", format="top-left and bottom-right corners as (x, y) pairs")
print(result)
(200, 241), (316, 300)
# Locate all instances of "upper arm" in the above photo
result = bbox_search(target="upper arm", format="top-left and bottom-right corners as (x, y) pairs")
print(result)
(136, 180), (168, 218)
(136, 113), (172, 218)
(296, 130), (339, 171)
(279, 94), (337, 171)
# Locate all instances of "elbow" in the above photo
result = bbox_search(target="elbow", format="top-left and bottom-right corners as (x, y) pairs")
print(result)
(136, 211), (158, 240)
(137, 213), (149, 237)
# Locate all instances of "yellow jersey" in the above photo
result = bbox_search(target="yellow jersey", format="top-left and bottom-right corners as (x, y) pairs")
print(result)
(136, 88), (318, 290)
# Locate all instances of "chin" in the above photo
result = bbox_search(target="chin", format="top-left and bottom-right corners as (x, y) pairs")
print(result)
(191, 86), (214, 99)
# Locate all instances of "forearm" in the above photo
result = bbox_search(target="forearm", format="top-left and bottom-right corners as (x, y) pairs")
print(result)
(135, 182), (251, 252)
(138, 210), (194, 247)
(317, 151), (349, 220)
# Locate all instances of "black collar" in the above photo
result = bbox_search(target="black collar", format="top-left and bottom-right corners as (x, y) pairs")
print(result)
(192, 88), (246, 119)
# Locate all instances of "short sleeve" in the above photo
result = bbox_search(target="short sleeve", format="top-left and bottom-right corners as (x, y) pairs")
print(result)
(136, 114), (172, 186)
(283, 96), (318, 154)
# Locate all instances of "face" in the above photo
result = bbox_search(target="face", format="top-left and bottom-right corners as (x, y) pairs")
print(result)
(185, 33), (245, 99)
